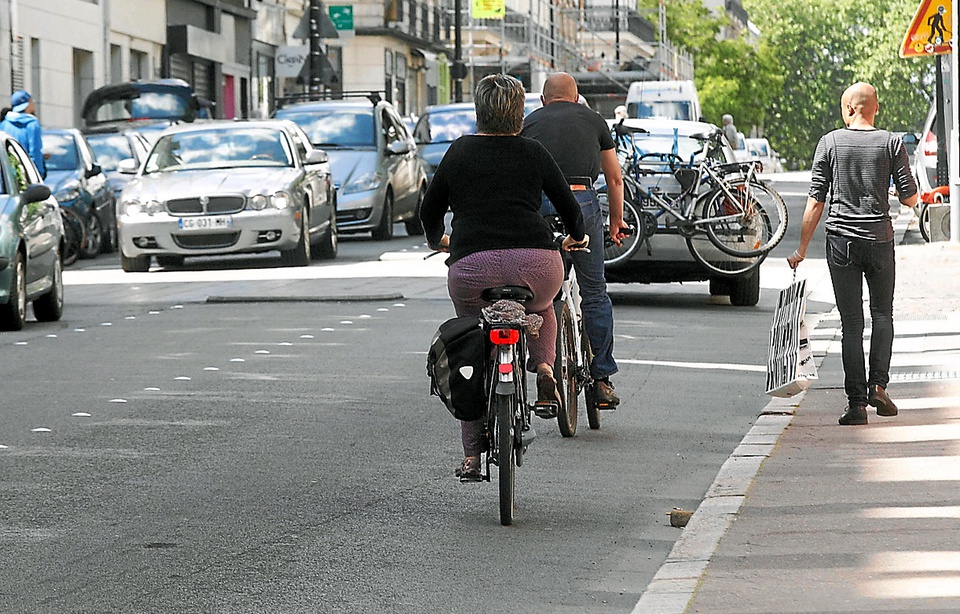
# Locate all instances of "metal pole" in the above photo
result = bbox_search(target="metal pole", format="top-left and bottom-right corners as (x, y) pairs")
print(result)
(935, 56), (948, 186)
(614, 0), (620, 66)
(951, 3), (959, 243)
(454, 0), (463, 102)
(309, 0), (323, 100)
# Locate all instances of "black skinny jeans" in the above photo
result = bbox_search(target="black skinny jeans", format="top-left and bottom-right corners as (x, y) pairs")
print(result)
(826, 233), (896, 405)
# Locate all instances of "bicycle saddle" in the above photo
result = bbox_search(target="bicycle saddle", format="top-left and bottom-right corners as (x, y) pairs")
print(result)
(482, 286), (535, 303)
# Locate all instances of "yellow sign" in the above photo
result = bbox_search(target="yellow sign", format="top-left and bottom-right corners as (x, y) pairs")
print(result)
(472, 0), (504, 20)
(900, 0), (953, 57)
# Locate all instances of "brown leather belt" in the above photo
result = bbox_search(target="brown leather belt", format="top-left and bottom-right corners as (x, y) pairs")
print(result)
(569, 184), (589, 191)
(567, 176), (593, 191)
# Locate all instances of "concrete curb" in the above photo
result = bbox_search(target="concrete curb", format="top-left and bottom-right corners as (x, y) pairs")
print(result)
(629, 206), (917, 613)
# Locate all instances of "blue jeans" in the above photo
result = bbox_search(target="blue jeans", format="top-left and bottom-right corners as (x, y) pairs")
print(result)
(543, 189), (618, 380)
(826, 233), (895, 405)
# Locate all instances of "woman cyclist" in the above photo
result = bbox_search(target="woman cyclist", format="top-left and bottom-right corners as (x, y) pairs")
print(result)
(419, 74), (588, 482)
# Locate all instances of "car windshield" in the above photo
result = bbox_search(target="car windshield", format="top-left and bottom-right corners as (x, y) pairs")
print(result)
(143, 127), (293, 173)
(627, 101), (693, 121)
(42, 133), (80, 171)
(275, 108), (375, 147)
(86, 134), (132, 171)
(416, 109), (476, 143)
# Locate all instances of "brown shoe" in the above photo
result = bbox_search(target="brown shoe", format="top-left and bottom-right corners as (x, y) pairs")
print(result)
(594, 379), (620, 408)
(838, 403), (868, 425)
(868, 385), (898, 416)
(535, 372), (561, 418)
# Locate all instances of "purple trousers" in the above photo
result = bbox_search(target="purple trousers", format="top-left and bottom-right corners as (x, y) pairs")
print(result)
(447, 248), (564, 457)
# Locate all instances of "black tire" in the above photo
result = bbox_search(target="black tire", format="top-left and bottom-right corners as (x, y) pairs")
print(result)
(79, 212), (103, 259)
(280, 206), (311, 266)
(33, 254), (63, 322)
(60, 212), (82, 268)
(496, 392), (516, 526)
(729, 267), (761, 307)
(709, 277), (731, 296)
(404, 185), (426, 236)
(100, 213), (118, 254)
(372, 190), (394, 241)
(918, 203), (931, 242)
(0, 251), (26, 331)
(120, 251), (151, 272)
(315, 207), (338, 260)
(554, 301), (578, 437)
(156, 255), (185, 268)
(604, 198), (643, 269)
(582, 326), (600, 430)
(704, 180), (787, 257)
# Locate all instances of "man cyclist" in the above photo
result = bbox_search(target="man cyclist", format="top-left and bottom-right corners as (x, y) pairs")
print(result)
(521, 72), (628, 407)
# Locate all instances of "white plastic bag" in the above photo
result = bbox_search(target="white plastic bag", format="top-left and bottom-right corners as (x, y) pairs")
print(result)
(766, 278), (818, 397)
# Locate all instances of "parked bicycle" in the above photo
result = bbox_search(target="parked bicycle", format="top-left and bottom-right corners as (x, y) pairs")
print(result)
(602, 122), (788, 278)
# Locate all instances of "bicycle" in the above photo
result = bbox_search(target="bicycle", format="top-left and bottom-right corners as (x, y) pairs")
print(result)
(544, 215), (604, 435)
(476, 288), (555, 526)
(601, 123), (788, 278)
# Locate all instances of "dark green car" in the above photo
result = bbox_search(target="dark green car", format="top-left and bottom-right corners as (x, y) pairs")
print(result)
(0, 132), (64, 330)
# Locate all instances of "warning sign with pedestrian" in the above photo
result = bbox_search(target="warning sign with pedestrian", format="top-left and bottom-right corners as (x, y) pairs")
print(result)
(899, 0), (952, 57)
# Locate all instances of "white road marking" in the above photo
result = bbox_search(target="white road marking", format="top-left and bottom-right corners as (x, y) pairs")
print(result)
(619, 358), (766, 372)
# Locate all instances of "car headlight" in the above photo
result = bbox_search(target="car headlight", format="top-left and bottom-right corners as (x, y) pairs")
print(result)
(248, 195), (268, 211)
(270, 191), (290, 209)
(121, 199), (162, 216)
(54, 182), (82, 202)
(121, 199), (141, 215)
(342, 171), (383, 194)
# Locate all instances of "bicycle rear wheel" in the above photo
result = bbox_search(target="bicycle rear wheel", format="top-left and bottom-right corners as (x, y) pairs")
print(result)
(704, 180), (787, 257)
(554, 301), (578, 437)
(495, 392), (516, 525)
(686, 192), (766, 277)
(603, 199), (643, 269)
(581, 325), (601, 430)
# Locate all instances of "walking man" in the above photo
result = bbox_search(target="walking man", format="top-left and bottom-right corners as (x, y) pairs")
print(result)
(0, 90), (45, 178)
(521, 72), (629, 407)
(787, 82), (918, 425)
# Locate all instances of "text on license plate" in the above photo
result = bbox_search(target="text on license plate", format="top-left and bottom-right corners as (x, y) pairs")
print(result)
(178, 216), (233, 231)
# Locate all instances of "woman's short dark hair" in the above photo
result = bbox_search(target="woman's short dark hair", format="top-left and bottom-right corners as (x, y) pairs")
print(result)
(474, 74), (525, 135)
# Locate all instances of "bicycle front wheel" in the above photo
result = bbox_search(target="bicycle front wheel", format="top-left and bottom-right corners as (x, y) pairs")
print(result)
(604, 198), (643, 269)
(495, 392), (516, 526)
(704, 180), (787, 257)
(554, 301), (578, 437)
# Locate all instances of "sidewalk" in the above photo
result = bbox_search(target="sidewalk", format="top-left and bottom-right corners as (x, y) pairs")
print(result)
(634, 208), (960, 613)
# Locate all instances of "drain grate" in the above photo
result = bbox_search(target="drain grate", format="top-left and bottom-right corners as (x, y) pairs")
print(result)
(891, 371), (960, 383)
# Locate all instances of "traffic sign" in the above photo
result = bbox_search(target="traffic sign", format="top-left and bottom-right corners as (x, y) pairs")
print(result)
(328, 5), (355, 38)
(900, 0), (953, 57)
(471, 0), (504, 20)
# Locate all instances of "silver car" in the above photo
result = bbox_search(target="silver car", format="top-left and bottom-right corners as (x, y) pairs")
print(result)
(274, 98), (427, 240)
(117, 120), (337, 271)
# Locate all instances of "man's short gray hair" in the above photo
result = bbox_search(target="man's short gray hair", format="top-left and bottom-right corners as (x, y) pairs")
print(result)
(722, 114), (733, 124)
(474, 74), (525, 135)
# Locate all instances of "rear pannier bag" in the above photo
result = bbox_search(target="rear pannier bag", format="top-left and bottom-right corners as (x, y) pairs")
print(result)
(426, 316), (487, 421)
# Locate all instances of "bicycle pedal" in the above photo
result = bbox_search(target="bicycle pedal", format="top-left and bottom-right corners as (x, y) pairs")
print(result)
(533, 401), (558, 419)
(595, 401), (619, 411)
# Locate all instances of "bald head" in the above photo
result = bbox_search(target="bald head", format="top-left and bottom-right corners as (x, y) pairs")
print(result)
(542, 72), (579, 104)
(841, 82), (879, 126)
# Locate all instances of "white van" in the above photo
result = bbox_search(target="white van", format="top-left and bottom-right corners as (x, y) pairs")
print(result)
(625, 80), (702, 122)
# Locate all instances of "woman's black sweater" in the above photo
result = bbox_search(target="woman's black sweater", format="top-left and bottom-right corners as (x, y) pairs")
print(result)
(419, 135), (586, 265)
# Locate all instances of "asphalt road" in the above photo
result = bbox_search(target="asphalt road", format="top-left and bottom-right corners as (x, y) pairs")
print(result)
(0, 179), (819, 613)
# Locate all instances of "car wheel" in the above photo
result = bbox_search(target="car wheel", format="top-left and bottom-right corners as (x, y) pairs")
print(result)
(729, 268), (761, 307)
(100, 213), (118, 254)
(0, 251), (27, 331)
(33, 253), (64, 322)
(372, 190), (394, 241)
(121, 251), (151, 272)
(79, 213), (103, 259)
(404, 184), (426, 236)
(315, 207), (338, 260)
(281, 206), (311, 266)
(709, 277), (731, 296)
(156, 255), (185, 268)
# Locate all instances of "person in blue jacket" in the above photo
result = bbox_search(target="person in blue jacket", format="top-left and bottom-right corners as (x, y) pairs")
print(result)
(0, 90), (45, 178)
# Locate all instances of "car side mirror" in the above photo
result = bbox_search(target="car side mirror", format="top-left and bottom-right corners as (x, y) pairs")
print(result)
(902, 133), (919, 146)
(21, 183), (52, 204)
(117, 158), (138, 174)
(85, 163), (103, 179)
(305, 149), (328, 165)
(387, 140), (411, 155)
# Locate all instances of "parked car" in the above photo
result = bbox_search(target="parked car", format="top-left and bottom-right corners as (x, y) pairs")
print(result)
(116, 119), (337, 271)
(85, 130), (151, 201)
(80, 78), (214, 137)
(274, 97), (427, 239)
(42, 128), (116, 257)
(598, 118), (765, 306)
(0, 132), (64, 330)
(913, 101), (950, 194)
(744, 138), (784, 173)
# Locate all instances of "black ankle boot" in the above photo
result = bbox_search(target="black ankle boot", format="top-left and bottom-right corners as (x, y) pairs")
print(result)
(838, 403), (868, 426)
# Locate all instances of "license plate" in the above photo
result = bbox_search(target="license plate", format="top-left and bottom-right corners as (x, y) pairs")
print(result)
(177, 216), (232, 231)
